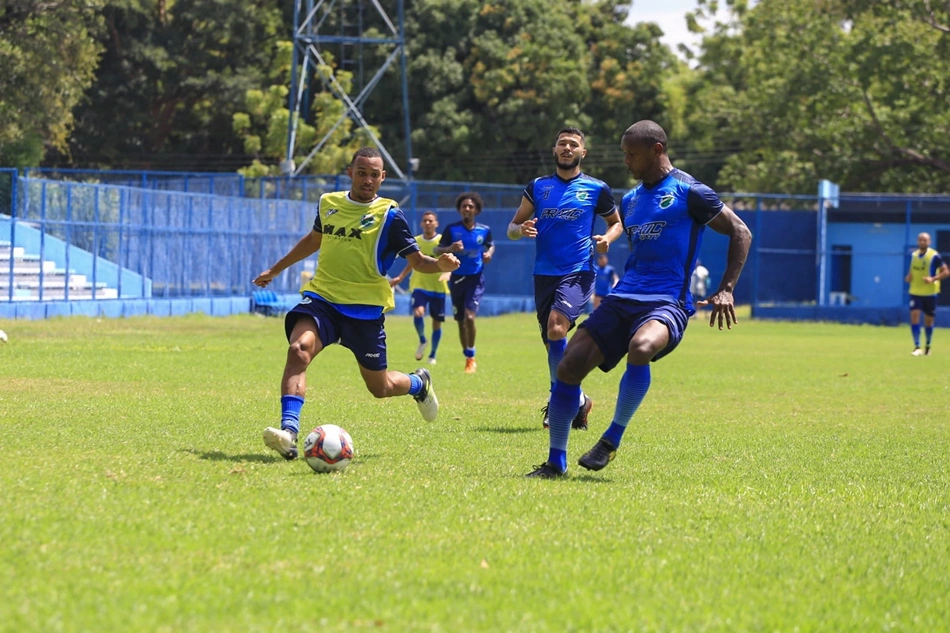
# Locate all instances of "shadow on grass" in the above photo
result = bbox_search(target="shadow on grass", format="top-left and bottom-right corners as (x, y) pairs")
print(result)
(289, 452), (382, 476)
(471, 426), (538, 434)
(181, 448), (278, 464)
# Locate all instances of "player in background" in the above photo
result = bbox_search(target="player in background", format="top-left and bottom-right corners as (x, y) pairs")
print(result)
(435, 192), (494, 374)
(689, 259), (710, 320)
(593, 252), (619, 310)
(526, 120), (752, 478)
(390, 211), (450, 364)
(507, 126), (623, 430)
(906, 232), (949, 356)
(253, 148), (460, 460)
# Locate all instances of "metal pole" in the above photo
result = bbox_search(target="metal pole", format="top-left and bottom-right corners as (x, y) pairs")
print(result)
(398, 0), (413, 191)
(64, 183), (72, 301)
(751, 197), (762, 315)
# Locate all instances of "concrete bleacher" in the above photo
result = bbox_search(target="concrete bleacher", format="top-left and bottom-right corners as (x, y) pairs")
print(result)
(0, 241), (118, 301)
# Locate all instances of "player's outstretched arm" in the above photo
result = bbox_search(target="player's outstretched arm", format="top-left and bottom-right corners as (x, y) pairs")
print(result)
(924, 261), (950, 284)
(253, 231), (322, 288)
(406, 250), (460, 275)
(390, 262), (413, 288)
(697, 206), (751, 330)
(507, 196), (537, 240)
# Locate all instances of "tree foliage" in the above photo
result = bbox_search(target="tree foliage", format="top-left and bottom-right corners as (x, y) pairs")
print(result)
(682, 0), (950, 193)
(0, 0), (104, 166)
(62, 0), (283, 170)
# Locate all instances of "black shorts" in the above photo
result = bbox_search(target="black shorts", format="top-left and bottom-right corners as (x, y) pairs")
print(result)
(285, 297), (387, 371)
(909, 295), (937, 317)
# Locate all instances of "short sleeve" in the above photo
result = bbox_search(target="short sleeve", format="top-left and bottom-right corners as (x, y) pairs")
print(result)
(687, 183), (724, 225)
(523, 178), (538, 205)
(438, 227), (453, 248)
(482, 227), (493, 248)
(312, 213), (322, 233)
(595, 184), (617, 217)
(933, 253), (946, 273)
(387, 209), (420, 258)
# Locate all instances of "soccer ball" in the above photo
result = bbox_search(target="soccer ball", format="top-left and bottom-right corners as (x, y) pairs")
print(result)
(303, 424), (354, 473)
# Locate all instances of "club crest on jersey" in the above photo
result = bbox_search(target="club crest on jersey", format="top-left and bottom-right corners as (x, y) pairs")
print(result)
(575, 191), (590, 202)
(626, 221), (667, 240)
(359, 213), (376, 229)
(658, 194), (676, 209)
(476, 235), (484, 245)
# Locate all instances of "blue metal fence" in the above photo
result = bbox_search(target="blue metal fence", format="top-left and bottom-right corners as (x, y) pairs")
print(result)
(3, 176), (315, 303)
(5, 168), (950, 325)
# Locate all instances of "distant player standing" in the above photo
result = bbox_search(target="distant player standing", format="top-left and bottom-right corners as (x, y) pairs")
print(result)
(593, 252), (619, 310)
(253, 148), (460, 460)
(390, 211), (450, 364)
(526, 120), (752, 478)
(435, 193), (494, 373)
(906, 232), (949, 356)
(507, 126), (623, 429)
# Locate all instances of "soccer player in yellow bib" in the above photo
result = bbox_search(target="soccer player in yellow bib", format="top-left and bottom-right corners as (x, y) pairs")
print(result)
(252, 148), (460, 460)
(905, 232), (949, 356)
(389, 211), (450, 365)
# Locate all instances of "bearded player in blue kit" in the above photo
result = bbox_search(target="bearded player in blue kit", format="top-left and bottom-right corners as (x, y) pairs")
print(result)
(507, 127), (623, 431)
(526, 121), (752, 478)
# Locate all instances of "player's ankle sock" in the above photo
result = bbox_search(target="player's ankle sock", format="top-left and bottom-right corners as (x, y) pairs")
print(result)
(912, 324), (921, 347)
(430, 329), (442, 357)
(602, 364), (651, 448)
(547, 448), (567, 473)
(407, 372), (423, 396)
(925, 326), (934, 346)
(548, 380), (581, 461)
(413, 316), (426, 342)
(546, 338), (567, 384)
(464, 347), (475, 358)
(280, 395), (305, 436)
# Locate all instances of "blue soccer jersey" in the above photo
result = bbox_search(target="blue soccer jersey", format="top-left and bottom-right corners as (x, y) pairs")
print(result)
(439, 221), (493, 277)
(612, 169), (723, 313)
(523, 173), (616, 276)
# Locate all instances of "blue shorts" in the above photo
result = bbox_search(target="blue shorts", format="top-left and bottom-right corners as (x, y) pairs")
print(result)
(535, 272), (595, 342)
(580, 295), (689, 372)
(285, 297), (387, 371)
(449, 274), (485, 321)
(910, 295), (937, 317)
(411, 290), (446, 321)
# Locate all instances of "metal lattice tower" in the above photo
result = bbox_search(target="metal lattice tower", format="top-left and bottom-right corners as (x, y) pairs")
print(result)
(285, 0), (413, 179)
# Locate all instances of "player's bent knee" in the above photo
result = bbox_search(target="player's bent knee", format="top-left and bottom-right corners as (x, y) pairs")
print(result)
(287, 340), (314, 366)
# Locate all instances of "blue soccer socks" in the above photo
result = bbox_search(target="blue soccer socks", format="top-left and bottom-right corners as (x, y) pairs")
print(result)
(407, 372), (424, 396)
(602, 364), (651, 449)
(912, 323), (921, 348)
(413, 316), (426, 343)
(547, 338), (567, 385)
(547, 380), (581, 471)
(280, 395), (305, 436)
(430, 328), (442, 358)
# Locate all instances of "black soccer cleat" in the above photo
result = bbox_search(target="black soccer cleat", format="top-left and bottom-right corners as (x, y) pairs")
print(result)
(524, 462), (566, 479)
(572, 395), (593, 431)
(925, 346), (931, 356)
(578, 438), (617, 472)
(540, 404), (550, 429)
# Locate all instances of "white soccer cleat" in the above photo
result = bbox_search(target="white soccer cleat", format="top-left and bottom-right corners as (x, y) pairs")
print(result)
(415, 341), (427, 361)
(263, 426), (298, 460)
(411, 368), (439, 421)
(911, 348), (924, 356)
(428, 357), (437, 365)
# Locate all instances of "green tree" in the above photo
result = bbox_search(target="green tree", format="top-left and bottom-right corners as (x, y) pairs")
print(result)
(684, 0), (950, 193)
(232, 45), (380, 176)
(62, 0), (283, 170)
(0, 0), (104, 166)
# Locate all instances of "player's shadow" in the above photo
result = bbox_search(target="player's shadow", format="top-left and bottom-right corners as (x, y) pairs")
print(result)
(181, 448), (278, 464)
(472, 426), (537, 434)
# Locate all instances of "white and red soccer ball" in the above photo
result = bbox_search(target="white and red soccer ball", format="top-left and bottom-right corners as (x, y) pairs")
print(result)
(303, 424), (354, 473)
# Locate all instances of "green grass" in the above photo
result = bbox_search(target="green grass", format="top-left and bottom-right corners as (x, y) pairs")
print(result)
(1, 312), (949, 632)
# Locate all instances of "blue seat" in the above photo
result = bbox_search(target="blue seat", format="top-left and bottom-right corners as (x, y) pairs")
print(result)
(252, 289), (284, 316)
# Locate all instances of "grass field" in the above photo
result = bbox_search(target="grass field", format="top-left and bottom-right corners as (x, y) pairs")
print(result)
(1, 311), (949, 632)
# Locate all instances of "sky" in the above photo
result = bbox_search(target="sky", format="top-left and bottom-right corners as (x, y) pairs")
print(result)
(625, 0), (704, 55)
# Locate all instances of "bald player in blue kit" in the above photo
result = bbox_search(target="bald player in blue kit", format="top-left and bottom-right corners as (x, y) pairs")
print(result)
(526, 120), (752, 478)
